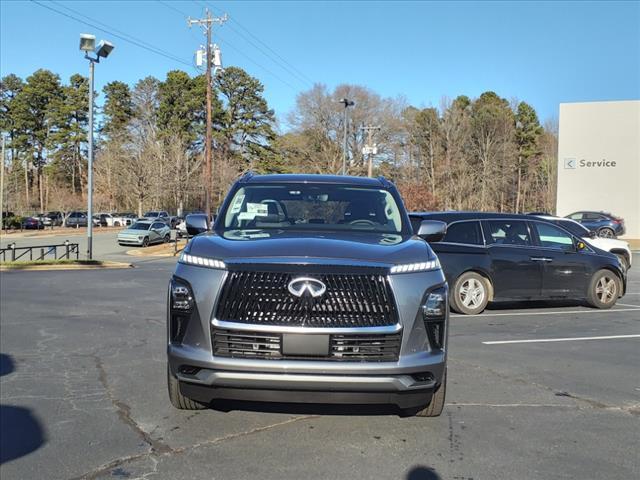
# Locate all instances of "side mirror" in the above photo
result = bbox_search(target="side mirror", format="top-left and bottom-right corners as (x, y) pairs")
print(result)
(417, 220), (447, 242)
(185, 213), (209, 236)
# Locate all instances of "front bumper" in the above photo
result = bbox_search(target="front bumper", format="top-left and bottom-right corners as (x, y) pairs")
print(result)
(168, 342), (445, 408)
(118, 236), (144, 245)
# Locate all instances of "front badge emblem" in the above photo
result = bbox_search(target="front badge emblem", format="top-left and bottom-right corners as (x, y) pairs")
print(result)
(287, 277), (326, 298)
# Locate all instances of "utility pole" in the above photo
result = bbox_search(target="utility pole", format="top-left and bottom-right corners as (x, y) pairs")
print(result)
(1, 135), (5, 225)
(189, 9), (227, 224)
(339, 98), (354, 175)
(361, 125), (381, 177)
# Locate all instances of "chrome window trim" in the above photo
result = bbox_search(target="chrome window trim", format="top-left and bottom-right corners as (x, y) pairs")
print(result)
(212, 319), (402, 335)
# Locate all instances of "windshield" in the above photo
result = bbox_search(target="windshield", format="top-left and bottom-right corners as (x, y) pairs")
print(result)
(220, 184), (404, 234)
(144, 211), (159, 217)
(557, 219), (590, 237)
(130, 222), (151, 230)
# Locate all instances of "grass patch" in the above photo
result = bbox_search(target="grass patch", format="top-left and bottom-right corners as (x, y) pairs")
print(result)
(0, 259), (130, 270)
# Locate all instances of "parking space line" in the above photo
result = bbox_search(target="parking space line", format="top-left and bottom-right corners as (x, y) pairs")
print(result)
(483, 334), (640, 345)
(452, 307), (640, 318)
(616, 303), (640, 308)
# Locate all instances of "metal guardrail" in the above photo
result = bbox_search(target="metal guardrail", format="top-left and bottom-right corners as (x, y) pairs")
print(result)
(0, 242), (80, 262)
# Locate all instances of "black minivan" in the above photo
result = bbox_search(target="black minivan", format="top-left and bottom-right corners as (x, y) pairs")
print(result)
(410, 212), (626, 315)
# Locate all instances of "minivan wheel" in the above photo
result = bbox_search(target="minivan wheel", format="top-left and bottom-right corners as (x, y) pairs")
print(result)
(586, 269), (620, 309)
(410, 371), (446, 417)
(167, 366), (206, 410)
(451, 272), (490, 315)
(598, 228), (615, 238)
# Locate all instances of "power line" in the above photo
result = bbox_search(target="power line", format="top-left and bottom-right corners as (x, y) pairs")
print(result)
(31, 0), (194, 68)
(159, 0), (300, 92)
(203, 1), (314, 88)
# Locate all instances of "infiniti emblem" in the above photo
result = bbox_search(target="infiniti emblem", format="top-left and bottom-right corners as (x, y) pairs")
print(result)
(287, 277), (326, 298)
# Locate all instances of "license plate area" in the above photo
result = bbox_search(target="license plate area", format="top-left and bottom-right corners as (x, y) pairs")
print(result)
(282, 333), (329, 356)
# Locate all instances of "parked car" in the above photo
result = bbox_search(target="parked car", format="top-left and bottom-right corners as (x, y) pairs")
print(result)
(532, 215), (632, 271)
(35, 213), (53, 227)
(22, 216), (44, 229)
(117, 220), (171, 247)
(46, 211), (64, 226)
(409, 212), (626, 315)
(565, 211), (625, 238)
(168, 173), (449, 417)
(65, 211), (88, 228)
(143, 211), (170, 224)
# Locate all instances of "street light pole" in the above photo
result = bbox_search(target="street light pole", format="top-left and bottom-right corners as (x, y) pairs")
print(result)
(339, 98), (354, 175)
(80, 34), (114, 260)
(87, 58), (95, 260)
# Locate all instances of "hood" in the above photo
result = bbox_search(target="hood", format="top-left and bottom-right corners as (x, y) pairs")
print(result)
(187, 229), (435, 266)
(585, 236), (630, 252)
(120, 228), (149, 234)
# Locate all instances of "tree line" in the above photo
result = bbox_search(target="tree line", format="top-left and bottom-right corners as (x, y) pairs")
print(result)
(0, 68), (557, 217)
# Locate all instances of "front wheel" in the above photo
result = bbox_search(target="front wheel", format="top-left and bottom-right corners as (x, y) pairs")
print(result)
(586, 269), (620, 309)
(451, 272), (490, 315)
(142, 237), (149, 247)
(164, 234), (171, 243)
(598, 228), (615, 238)
(167, 366), (206, 410)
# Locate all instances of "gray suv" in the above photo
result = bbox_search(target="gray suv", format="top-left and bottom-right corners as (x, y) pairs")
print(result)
(167, 174), (449, 417)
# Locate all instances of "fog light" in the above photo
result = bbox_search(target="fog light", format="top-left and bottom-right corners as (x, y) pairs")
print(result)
(411, 372), (434, 383)
(179, 365), (201, 375)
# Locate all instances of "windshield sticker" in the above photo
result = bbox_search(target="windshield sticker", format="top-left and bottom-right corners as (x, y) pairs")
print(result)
(230, 194), (245, 214)
(246, 203), (268, 216)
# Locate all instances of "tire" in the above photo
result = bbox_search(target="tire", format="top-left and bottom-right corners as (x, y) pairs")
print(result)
(164, 234), (171, 243)
(614, 253), (630, 272)
(167, 366), (206, 410)
(586, 269), (620, 309)
(142, 237), (149, 247)
(598, 228), (615, 238)
(114, 221), (121, 227)
(451, 272), (490, 315)
(411, 371), (447, 417)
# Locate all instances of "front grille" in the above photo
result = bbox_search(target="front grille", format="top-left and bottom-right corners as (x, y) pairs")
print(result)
(212, 328), (401, 362)
(215, 270), (398, 328)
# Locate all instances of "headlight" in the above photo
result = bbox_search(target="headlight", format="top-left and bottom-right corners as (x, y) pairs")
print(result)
(180, 252), (226, 269)
(170, 277), (194, 312)
(422, 286), (447, 350)
(390, 259), (440, 274)
(138, 236), (143, 240)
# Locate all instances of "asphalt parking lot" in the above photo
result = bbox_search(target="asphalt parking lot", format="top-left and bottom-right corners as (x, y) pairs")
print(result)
(1, 255), (638, 480)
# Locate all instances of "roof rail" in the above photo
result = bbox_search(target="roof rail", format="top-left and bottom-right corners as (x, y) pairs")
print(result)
(238, 171), (255, 183)
(377, 176), (392, 188)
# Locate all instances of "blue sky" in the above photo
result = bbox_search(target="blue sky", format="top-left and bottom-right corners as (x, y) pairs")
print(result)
(1, 0), (639, 129)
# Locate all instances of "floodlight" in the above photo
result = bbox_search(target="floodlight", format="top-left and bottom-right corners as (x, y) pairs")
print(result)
(79, 33), (96, 52)
(95, 40), (114, 58)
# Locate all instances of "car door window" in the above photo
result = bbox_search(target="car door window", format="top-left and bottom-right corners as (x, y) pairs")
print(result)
(152, 222), (163, 230)
(534, 222), (575, 251)
(568, 213), (583, 221)
(442, 221), (483, 245)
(485, 220), (532, 246)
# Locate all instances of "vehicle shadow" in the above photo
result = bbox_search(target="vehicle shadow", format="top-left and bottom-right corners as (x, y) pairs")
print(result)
(485, 299), (589, 311)
(407, 466), (442, 480)
(0, 353), (47, 465)
(210, 399), (402, 416)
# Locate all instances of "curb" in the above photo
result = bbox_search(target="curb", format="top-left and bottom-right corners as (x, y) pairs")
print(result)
(0, 261), (132, 272)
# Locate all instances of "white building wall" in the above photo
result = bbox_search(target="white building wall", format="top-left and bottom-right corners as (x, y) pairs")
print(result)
(557, 100), (640, 240)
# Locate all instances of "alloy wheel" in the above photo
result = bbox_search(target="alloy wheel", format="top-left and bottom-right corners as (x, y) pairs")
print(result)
(595, 275), (617, 304)
(459, 278), (485, 308)
(599, 228), (615, 238)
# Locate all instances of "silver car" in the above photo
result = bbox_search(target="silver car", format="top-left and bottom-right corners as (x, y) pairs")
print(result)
(117, 220), (171, 247)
